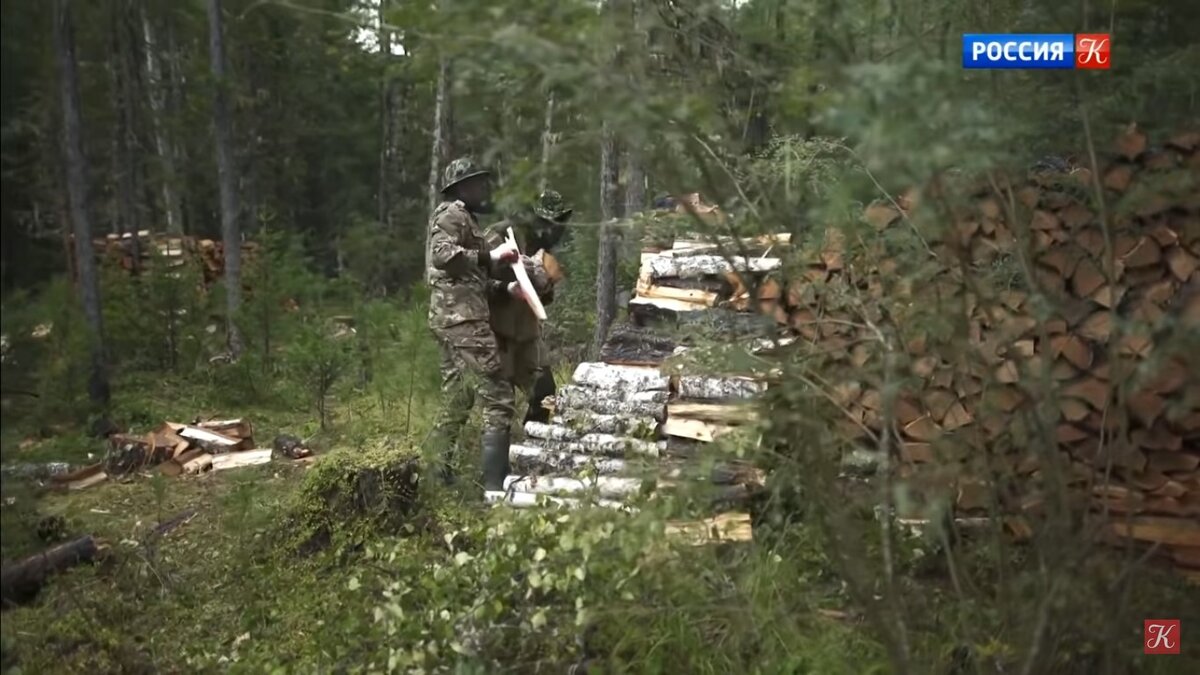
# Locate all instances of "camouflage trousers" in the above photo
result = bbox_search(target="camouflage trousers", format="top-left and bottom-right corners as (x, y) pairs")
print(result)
(427, 321), (515, 465)
(497, 334), (554, 424)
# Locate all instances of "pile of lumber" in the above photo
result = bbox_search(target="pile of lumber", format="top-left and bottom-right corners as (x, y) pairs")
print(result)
(87, 231), (258, 285)
(51, 417), (271, 491)
(770, 124), (1200, 579)
(490, 353), (762, 544)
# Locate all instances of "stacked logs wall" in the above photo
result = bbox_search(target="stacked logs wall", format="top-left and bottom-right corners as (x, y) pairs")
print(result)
(622, 125), (1199, 576)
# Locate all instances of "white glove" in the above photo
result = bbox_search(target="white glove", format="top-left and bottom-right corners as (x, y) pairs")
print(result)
(489, 241), (519, 263)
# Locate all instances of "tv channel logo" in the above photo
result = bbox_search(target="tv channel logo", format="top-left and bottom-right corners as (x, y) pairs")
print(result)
(962, 34), (1110, 69)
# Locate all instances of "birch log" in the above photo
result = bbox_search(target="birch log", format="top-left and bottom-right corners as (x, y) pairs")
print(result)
(675, 375), (767, 401)
(572, 362), (669, 391)
(484, 490), (632, 511)
(648, 255), (781, 279)
(555, 385), (667, 420)
(530, 433), (659, 457)
(503, 474), (645, 498)
(553, 412), (659, 437)
(509, 444), (628, 475)
(523, 422), (579, 442)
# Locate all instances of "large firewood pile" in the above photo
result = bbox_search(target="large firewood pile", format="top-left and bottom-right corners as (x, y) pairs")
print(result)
(594, 125), (1199, 575)
(89, 230), (258, 286)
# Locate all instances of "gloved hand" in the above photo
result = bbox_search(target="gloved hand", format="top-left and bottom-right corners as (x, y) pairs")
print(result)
(489, 241), (520, 264)
(506, 281), (525, 300)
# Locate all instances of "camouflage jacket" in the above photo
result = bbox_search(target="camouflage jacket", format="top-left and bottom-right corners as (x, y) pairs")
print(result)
(427, 200), (512, 329)
(484, 220), (555, 340)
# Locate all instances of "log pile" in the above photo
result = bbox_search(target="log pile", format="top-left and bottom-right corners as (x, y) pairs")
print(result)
(491, 353), (762, 544)
(52, 417), (273, 490)
(87, 231), (258, 286)
(767, 124), (1200, 579)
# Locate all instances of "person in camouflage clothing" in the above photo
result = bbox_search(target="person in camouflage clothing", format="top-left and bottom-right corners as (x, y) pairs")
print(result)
(426, 157), (523, 490)
(485, 189), (573, 426)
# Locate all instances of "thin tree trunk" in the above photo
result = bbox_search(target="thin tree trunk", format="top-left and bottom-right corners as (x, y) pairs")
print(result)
(110, 0), (141, 273)
(207, 0), (244, 358)
(163, 15), (190, 233)
(624, 149), (645, 217)
(54, 0), (111, 408)
(593, 121), (621, 356)
(424, 54), (450, 283)
(377, 0), (399, 229)
(539, 91), (555, 192)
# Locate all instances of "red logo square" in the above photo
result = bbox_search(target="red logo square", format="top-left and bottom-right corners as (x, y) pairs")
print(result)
(1075, 33), (1111, 69)
(1144, 619), (1181, 654)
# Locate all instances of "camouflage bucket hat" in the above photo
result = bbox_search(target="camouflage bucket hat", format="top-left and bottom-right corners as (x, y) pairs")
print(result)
(533, 189), (573, 222)
(441, 157), (490, 193)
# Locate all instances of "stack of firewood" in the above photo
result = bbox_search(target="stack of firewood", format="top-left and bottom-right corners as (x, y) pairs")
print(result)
(88, 231), (258, 286)
(766, 124), (1199, 578)
(51, 417), (275, 491)
(491, 352), (759, 544)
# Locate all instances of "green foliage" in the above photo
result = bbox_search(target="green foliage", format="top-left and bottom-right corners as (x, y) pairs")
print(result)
(287, 319), (354, 430)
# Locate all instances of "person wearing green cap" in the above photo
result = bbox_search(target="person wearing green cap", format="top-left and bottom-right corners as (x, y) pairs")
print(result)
(485, 189), (574, 427)
(426, 157), (523, 490)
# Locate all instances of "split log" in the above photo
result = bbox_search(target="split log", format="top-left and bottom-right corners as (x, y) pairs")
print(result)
(1, 536), (104, 608)
(675, 375), (766, 401)
(664, 512), (753, 544)
(571, 362), (669, 392)
(639, 285), (718, 306)
(551, 412), (659, 437)
(183, 453), (213, 475)
(598, 324), (682, 366)
(647, 254), (781, 280)
(195, 418), (254, 441)
(502, 474), (645, 499)
(105, 434), (172, 475)
(210, 449), (272, 471)
(1108, 516), (1200, 547)
(555, 385), (667, 420)
(666, 401), (758, 424)
(49, 463), (107, 491)
(178, 425), (242, 453)
(663, 416), (736, 443)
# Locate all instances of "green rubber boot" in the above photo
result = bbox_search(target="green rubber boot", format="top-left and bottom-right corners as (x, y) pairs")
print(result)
(480, 429), (511, 492)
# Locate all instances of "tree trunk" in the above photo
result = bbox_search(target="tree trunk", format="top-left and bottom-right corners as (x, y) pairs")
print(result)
(54, 0), (110, 408)
(624, 148), (645, 217)
(539, 91), (555, 191)
(593, 121), (621, 355)
(1, 535), (102, 608)
(206, 0), (244, 358)
(424, 54), (451, 284)
(110, 0), (141, 272)
(141, 9), (183, 234)
(377, 0), (399, 229)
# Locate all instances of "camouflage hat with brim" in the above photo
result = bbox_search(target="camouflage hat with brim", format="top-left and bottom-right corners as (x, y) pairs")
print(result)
(533, 189), (573, 222)
(441, 157), (490, 193)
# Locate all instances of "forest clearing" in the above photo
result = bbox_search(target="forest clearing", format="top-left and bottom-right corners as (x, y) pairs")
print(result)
(3, 0), (1200, 672)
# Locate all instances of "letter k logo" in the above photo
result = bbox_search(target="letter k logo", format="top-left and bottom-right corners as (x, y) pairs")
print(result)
(1144, 619), (1181, 655)
(1075, 33), (1111, 69)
